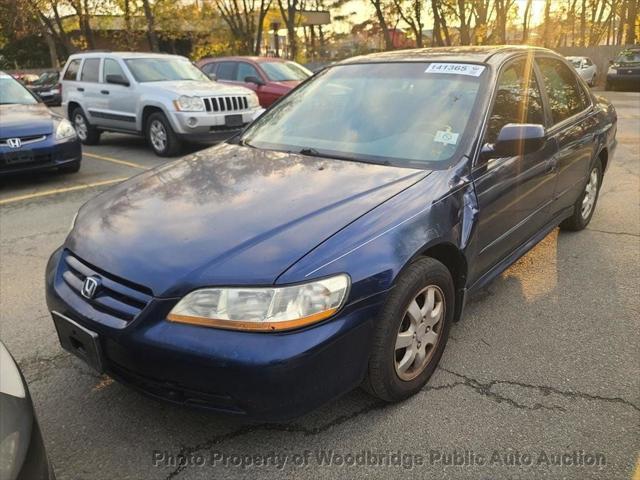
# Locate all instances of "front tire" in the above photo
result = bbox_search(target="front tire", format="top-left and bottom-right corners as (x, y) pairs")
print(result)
(560, 159), (603, 231)
(364, 257), (454, 402)
(146, 112), (182, 157)
(72, 108), (100, 145)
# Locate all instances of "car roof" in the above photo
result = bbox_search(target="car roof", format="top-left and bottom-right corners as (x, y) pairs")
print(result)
(338, 45), (558, 66)
(67, 51), (187, 61)
(200, 56), (287, 64)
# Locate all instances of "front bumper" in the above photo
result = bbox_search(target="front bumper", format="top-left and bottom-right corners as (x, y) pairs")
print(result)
(0, 136), (81, 175)
(45, 248), (384, 420)
(606, 72), (640, 89)
(170, 109), (264, 140)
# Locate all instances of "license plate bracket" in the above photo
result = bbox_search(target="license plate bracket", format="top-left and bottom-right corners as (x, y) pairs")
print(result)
(4, 151), (34, 165)
(224, 114), (243, 127)
(52, 311), (104, 373)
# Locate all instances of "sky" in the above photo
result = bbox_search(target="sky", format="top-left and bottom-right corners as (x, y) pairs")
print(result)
(330, 0), (549, 34)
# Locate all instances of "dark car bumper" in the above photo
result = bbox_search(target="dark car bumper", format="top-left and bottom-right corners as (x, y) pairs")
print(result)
(45, 248), (384, 420)
(606, 73), (640, 90)
(0, 137), (81, 176)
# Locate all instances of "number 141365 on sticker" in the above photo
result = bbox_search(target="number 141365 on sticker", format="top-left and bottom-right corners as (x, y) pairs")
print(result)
(425, 63), (486, 77)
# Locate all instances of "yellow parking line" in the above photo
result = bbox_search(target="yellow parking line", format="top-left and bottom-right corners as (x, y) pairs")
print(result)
(0, 177), (128, 206)
(83, 152), (146, 170)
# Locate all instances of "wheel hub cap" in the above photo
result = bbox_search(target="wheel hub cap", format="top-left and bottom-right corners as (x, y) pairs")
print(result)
(394, 285), (445, 381)
(581, 168), (598, 219)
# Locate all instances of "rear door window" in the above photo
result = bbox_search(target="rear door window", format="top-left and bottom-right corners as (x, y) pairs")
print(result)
(63, 59), (82, 81)
(536, 57), (589, 125)
(80, 58), (101, 83)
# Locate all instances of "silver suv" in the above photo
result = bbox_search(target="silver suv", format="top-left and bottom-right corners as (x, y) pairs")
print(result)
(60, 52), (264, 156)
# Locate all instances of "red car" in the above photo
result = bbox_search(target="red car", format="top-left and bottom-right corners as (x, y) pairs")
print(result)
(197, 56), (312, 108)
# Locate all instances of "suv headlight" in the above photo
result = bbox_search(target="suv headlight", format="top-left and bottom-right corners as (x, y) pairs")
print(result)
(247, 93), (260, 109)
(608, 65), (617, 74)
(174, 95), (205, 112)
(168, 274), (350, 331)
(55, 118), (77, 140)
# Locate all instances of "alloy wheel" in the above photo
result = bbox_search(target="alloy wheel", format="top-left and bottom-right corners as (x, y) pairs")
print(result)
(149, 120), (167, 152)
(581, 167), (599, 220)
(394, 285), (445, 381)
(74, 113), (88, 141)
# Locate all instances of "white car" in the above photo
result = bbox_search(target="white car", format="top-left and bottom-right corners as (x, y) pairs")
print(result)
(60, 52), (264, 156)
(566, 56), (598, 86)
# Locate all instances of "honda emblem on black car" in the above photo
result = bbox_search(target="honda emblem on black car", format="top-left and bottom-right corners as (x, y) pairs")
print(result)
(81, 276), (100, 299)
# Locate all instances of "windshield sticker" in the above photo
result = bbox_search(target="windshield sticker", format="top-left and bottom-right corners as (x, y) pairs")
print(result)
(434, 128), (459, 146)
(425, 63), (485, 77)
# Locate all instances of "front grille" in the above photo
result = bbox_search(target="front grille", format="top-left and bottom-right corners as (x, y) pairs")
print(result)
(61, 251), (152, 323)
(0, 134), (47, 146)
(203, 96), (248, 112)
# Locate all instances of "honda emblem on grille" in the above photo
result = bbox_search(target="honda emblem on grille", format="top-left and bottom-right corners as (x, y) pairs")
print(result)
(7, 138), (22, 149)
(81, 276), (100, 299)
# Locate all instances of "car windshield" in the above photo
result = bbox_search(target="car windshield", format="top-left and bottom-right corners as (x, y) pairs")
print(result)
(260, 61), (311, 81)
(615, 50), (640, 64)
(0, 74), (38, 105)
(241, 62), (484, 168)
(569, 59), (582, 68)
(124, 57), (209, 82)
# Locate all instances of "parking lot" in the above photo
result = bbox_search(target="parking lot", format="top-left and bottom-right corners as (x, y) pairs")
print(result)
(0, 91), (638, 479)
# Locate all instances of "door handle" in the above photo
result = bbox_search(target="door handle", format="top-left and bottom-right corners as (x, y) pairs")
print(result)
(100, 90), (109, 95)
(77, 87), (84, 92)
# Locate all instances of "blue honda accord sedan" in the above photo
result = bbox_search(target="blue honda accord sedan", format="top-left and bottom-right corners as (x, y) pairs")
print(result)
(1, 71), (81, 176)
(45, 47), (617, 419)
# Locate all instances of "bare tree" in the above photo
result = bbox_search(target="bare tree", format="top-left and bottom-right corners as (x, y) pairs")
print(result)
(392, 0), (425, 47)
(369, 0), (394, 49)
(142, 0), (160, 52)
(215, 0), (272, 54)
(277, 0), (305, 59)
(521, 0), (533, 42)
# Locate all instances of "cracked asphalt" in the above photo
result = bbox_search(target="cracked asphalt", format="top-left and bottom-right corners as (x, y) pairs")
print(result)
(1, 91), (638, 480)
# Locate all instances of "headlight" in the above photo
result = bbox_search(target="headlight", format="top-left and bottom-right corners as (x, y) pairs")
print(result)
(247, 93), (260, 109)
(0, 342), (25, 398)
(168, 274), (350, 331)
(174, 95), (205, 112)
(608, 66), (617, 74)
(55, 118), (77, 140)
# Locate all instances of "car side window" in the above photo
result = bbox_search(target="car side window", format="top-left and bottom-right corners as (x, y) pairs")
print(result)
(201, 63), (216, 75)
(80, 58), (101, 83)
(216, 62), (236, 81)
(537, 57), (589, 125)
(484, 59), (545, 144)
(103, 59), (126, 82)
(236, 63), (260, 82)
(63, 59), (82, 81)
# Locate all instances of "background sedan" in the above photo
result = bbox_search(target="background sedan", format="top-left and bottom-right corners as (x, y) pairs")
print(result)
(0, 71), (81, 175)
(197, 56), (312, 107)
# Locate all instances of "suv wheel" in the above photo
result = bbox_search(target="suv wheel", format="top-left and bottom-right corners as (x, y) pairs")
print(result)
(560, 158), (603, 231)
(72, 108), (100, 145)
(146, 112), (182, 157)
(363, 257), (454, 402)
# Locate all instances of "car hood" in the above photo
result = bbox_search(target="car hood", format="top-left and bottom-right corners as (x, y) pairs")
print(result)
(0, 104), (56, 137)
(149, 80), (252, 97)
(67, 144), (429, 297)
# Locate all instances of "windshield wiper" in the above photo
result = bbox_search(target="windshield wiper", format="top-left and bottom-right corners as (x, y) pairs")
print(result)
(296, 147), (391, 166)
(299, 147), (320, 156)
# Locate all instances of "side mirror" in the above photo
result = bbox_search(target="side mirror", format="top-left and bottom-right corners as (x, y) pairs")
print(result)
(106, 74), (130, 87)
(483, 124), (546, 158)
(245, 75), (265, 86)
(207, 73), (217, 81)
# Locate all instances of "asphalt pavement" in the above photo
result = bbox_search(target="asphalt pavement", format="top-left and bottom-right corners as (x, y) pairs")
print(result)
(0, 92), (638, 480)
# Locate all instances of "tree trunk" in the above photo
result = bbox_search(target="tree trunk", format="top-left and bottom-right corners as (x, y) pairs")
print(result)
(522, 0), (533, 42)
(142, 0), (160, 52)
(370, 0), (393, 50)
(580, 0), (586, 46)
(542, 0), (552, 47)
(457, 0), (470, 44)
(625, 0), (638, 44)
